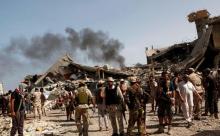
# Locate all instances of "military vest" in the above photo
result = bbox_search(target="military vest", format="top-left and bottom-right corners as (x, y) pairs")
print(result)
(105, 86), (120, 105)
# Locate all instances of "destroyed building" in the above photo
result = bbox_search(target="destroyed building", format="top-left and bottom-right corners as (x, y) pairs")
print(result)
(146, 10), (220, 72)
(25, 55), (131, 88)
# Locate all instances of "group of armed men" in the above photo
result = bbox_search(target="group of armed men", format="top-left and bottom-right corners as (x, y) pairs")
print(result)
(54, 67), (219, 136)
(7, 67), (219, 136)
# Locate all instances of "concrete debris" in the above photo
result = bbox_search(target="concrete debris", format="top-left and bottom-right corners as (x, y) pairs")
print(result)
(0, 116), (12, 135)
(146, 9), (220, 73)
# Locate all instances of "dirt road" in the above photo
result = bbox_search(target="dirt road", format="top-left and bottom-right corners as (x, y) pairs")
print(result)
(28, 103), (220, 136)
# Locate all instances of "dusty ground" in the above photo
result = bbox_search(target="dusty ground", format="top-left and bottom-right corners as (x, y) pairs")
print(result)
(1, 103), (220, 136)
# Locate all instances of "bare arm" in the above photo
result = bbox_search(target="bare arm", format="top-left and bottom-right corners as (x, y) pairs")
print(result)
(176, 90), (184, 103)
(10, 97), (15, 116)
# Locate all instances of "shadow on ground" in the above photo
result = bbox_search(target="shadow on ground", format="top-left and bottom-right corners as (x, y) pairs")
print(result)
(191, 130), (220, 136)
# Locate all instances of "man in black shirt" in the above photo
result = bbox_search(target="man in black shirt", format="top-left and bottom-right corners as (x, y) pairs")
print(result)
(10, 88), (25, 136)
(203, 68), (219, 119)
(105, 77), (124, 136)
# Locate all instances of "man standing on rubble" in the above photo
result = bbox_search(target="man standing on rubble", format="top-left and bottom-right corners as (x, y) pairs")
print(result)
(125, 77), (147, 136)
(75, 81), (94, 136)
(155, 71), (175, 135)
(32, 88), (42, 120)
(105, 77), (124, 136)
(188, 68), (204, 120)
(203, 68), (219, 119)
(10, 88), (25, 136)
(95, 80), (109, 131)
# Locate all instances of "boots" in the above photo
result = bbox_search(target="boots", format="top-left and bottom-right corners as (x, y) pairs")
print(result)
(167, 125), (172, 135)
(155, 125), (164, 133)
(214, 113), (219, 119)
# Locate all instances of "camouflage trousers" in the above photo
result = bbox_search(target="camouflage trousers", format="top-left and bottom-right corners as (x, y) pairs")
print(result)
(10, 110), (24, 136)
(127, 109), (146, 136)
(75, 107), (89, 136)
(193, 94), (202, 118)
(34, 104), (42, 119)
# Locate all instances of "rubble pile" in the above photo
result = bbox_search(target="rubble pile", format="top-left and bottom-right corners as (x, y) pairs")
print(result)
(0, 116), (62, 136)
(24, 120), (62, 136)
(0, 116), (12, 136)
(146, 9), (220, 72)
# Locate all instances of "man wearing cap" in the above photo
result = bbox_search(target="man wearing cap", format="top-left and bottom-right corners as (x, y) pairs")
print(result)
(104, 77), (124, 136)
(95, 80), (109, 131)
(125, 77), (147, 136)
(75, 81), (94, 136)
(119, 79), (127, 96)
(188, 68), (204, 120)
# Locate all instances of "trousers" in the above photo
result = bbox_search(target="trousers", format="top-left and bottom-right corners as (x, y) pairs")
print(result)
(10, 110), (24, 136)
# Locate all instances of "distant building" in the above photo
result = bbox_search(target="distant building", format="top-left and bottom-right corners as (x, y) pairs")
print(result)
(0, 82), (4, 95)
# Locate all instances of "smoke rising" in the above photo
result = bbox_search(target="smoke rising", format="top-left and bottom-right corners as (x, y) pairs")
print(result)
(0, 28), (125, 79)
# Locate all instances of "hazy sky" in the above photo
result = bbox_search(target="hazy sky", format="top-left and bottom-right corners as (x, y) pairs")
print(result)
(1, 0), (220, 90)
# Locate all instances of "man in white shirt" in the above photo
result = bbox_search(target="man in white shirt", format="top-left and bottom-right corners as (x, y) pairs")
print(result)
(176, 74), (202, 127)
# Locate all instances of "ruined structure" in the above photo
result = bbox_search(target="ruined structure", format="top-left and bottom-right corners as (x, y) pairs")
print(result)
(146, 10), (220, 72)
(30, 55), (131, 87)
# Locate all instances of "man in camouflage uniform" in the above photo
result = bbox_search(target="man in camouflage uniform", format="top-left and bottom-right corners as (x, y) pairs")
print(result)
(188, 68), (204, 120)
(32, 88), (42, 119)
(75, 81), (94, 136)
(148, 75), (158, 113)
(105, 77), (124, 136)
(125, 77), (147, 136)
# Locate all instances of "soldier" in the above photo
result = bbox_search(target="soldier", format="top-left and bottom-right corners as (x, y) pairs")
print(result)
(148, 75), (158, 113)
(24, 89), (32, 114)
(188, 68), (204, 120)
(40, 88), (46, 116)
(203, 68), (219, 119)
(104, 77), (124, 136)
(119, 79), (127, 96)
(95, 80), (109, 131)
(75, 81), (94, 136)
(125, 78), (147, 136)
(155, 71), (175, 135)
(32, 88), (42, 119)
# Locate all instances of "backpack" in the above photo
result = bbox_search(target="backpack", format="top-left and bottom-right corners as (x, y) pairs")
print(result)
(77, 87), (89, 104)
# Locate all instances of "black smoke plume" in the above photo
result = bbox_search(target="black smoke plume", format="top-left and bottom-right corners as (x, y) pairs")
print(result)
(0, 28), (125, 78)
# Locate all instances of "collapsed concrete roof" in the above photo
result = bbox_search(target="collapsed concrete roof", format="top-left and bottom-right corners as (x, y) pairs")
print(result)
(146, 9), (220, 72)
(34, 55), (131, 86)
